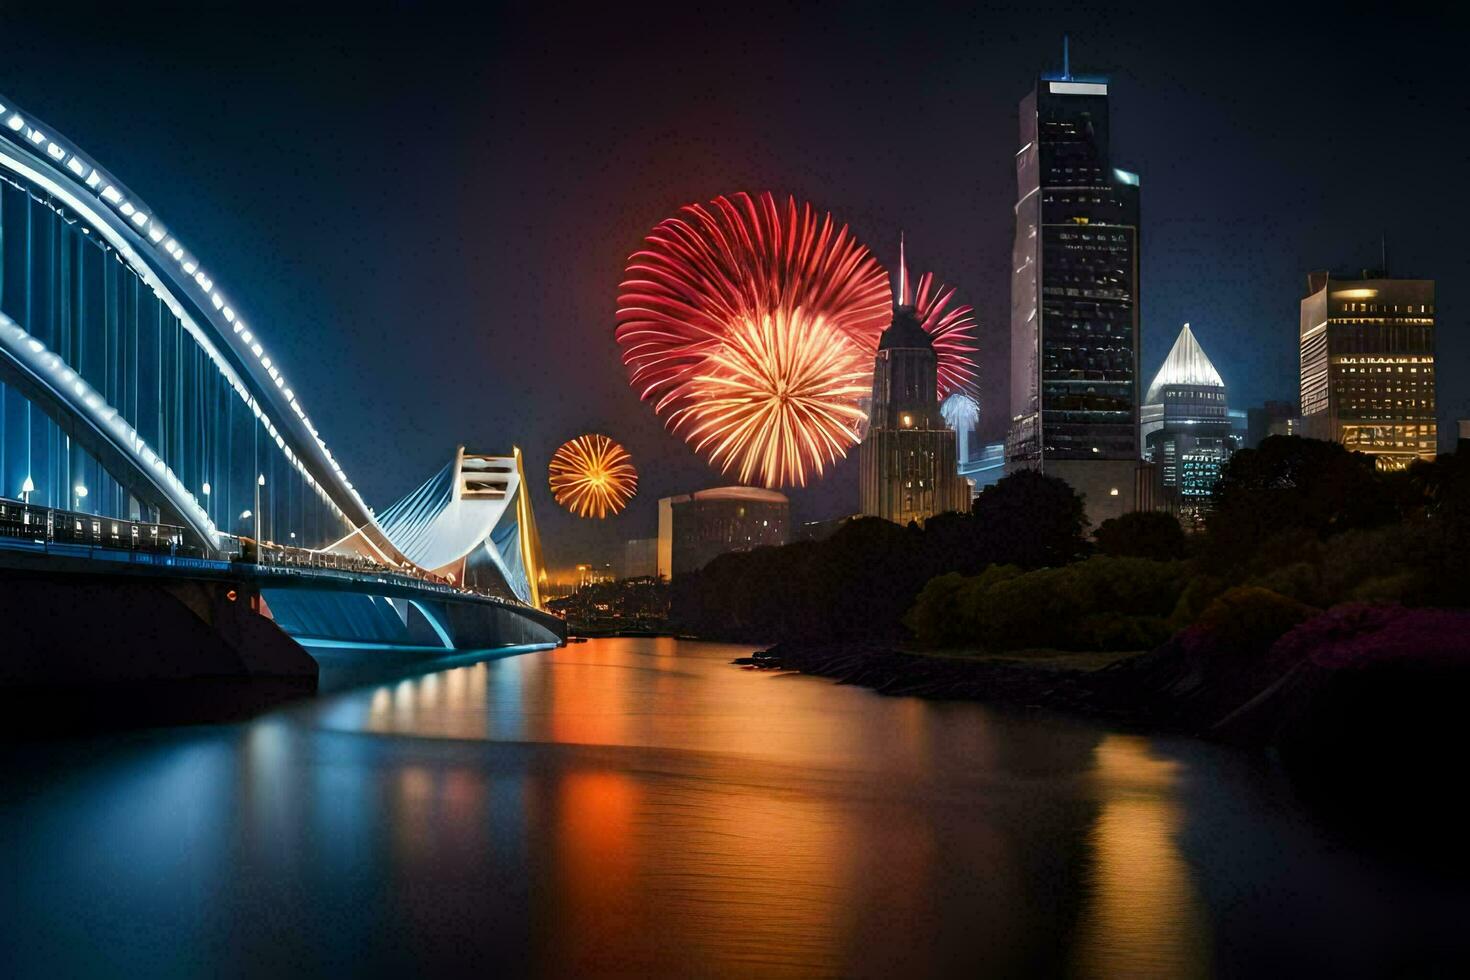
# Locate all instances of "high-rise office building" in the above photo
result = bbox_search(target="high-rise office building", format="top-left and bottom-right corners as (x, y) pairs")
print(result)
(1299, 270), (1436, 470)
(656, 487), (788, 579)
(1007, 52), (1142, 526)
(859, 262), (972, 525)
(622, 537), (658, 580)
(1246, 400), (1302, 449)
(1140, 323), (1236, 518)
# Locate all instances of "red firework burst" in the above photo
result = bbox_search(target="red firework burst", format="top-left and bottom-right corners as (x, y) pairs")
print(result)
(616, 192), (891, 488)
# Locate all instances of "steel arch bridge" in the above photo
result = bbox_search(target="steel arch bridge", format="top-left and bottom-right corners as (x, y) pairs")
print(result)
(0, 92), (556, 650)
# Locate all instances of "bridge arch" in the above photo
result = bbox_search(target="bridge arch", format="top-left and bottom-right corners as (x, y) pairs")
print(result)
(0, 93), (404, 559)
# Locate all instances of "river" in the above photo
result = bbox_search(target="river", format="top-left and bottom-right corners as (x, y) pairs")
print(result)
(1, 637), (1465, 977)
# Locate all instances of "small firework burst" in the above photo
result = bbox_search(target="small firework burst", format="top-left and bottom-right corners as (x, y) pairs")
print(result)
(548, 434), (637, 519)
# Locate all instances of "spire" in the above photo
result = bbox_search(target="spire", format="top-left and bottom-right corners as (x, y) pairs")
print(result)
(1144, 322), (1225, 403)
(897, 232), (911, 307)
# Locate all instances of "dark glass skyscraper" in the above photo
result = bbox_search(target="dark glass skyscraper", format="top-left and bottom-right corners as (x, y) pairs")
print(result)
(1007, 61), (1142, 525)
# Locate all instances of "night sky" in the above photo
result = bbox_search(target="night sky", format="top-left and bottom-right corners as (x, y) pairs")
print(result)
(2, 3), (1465, 571)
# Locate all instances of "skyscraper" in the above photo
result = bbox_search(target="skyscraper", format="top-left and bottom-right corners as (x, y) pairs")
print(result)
(859, 245), (972, 525)
(1140, 323), (1236, 519)
(1246, 400), (1302, 449)
(1007, 49), (1142, 526)
(1299, 270), (1436, 470)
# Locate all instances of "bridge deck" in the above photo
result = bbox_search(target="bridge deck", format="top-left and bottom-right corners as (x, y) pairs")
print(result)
(0, 535), (565, 636)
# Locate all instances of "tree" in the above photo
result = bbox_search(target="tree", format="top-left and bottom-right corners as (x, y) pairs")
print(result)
(1205, 436), (1396, 570)
(971, 470), (1089, 569)
(1094, 510), (1187, 561)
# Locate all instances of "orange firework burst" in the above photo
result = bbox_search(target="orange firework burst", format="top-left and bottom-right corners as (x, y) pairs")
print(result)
(617, 192), (890, 487)
(548, 435), (638, 519)
(671, 308), (870, 487)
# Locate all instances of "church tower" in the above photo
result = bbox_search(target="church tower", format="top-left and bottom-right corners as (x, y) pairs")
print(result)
(858, 240), (973, 525)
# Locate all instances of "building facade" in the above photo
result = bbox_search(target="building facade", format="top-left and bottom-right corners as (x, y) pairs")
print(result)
(1246, 400), (1301, 449)
(1006, 64), (1142, 526)
(622, 537), (658, 580)
(859, 304), (971, 525)
(1141, 323), (1236, 519)
(656, 487), (788, 579)
(1299, 271), (1436, 470)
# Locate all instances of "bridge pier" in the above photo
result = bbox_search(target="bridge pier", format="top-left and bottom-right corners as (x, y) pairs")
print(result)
(0, 565), (317, 732)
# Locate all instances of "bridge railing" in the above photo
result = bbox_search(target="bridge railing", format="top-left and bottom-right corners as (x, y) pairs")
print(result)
(1, 495), (542, 614)
(0, 496), (195, 556)
(239, 537), (533, 610)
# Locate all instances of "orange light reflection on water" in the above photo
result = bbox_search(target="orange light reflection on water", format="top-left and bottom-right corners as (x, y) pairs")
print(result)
(1073, 734), (1212, 979)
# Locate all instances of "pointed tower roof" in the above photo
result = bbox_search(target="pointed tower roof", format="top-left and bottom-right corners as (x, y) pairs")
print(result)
(1144, 322), (1225, 403)
(896, 231), (912, 306)
(880, 234), (932, 350)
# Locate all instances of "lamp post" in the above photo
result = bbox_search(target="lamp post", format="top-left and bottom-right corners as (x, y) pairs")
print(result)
(20, 476), (33, 505)
(255, 474), (265, 565)
(73, 484), (88, 513)
(238, 510), (252, 561)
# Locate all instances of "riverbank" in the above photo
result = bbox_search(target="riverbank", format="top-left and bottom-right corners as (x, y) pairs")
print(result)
(740, 614), (1470, 865)
(736, 644), (1137, 720)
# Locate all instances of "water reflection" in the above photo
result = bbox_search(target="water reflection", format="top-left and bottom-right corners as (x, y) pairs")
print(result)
(1073, 735), (1211, 978)
(0, 638), (1463, 978)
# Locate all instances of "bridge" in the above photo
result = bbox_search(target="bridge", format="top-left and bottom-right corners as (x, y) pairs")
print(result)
(0, 92), (564, 662)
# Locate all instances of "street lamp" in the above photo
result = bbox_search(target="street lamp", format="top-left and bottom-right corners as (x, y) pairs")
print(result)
(73, 484), (88, 512)
(255, 474), (265, 565)
(238, 509), (253, 563)
(20, 476), (33, 505)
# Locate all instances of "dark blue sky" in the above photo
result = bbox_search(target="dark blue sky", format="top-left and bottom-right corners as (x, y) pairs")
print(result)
(2, 2), (1465, 568)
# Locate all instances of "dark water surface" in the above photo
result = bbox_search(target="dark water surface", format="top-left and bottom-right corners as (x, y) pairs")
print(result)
(1, 638), (1465, 978)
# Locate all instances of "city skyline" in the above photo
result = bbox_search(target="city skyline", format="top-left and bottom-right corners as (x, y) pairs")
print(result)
(2, 4), (1463, 564)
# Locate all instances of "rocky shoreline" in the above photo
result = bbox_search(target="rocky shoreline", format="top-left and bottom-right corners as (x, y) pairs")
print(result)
(735, 644), (1127, 720)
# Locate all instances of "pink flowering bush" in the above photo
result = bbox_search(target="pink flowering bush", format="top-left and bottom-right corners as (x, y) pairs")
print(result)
(1271, 603), (1470, 670)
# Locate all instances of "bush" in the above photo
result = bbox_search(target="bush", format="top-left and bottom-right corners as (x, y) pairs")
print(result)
(1272, 603), (1470, 671)
(1169, 573), (1227, 629)
(1248, 561), (1324, 607)
(1190, 586), (1316, 657)
(1094, 511), (1188, 561)
(904, 572), (969, 647)
(907, 556), (1186, 652)
(1081, 612), (1174, 651)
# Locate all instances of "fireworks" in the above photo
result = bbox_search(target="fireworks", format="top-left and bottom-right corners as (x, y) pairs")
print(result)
(616, 192), (890, 488)
(547, 434), (638, 519)
(673, 308), (871, 488)
(939, 391), (980, 432)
